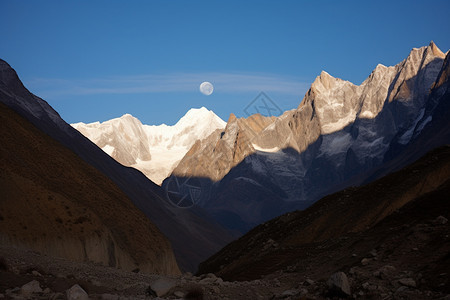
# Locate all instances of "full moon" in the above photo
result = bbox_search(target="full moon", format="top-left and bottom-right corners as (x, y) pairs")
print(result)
(199, 81), (214, 96)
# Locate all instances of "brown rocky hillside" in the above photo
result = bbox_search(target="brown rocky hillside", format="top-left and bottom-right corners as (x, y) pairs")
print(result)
(0, 101), (180, 275)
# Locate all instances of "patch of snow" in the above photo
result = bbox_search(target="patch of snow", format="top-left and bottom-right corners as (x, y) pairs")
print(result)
(416, 115), (432, 133)
(234, 177), (262, 187)
(359, 110), (376, 119)
(319, 132), (352, 157)
(101, 144), (115, 156)
(252, 143), (280, 153)
(320, 112), (356, 134)
(398, 109), (425, 145)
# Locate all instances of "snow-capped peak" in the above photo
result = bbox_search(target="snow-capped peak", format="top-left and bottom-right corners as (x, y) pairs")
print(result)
(71, 107), (226, 185)
(174, 107), (226, 129)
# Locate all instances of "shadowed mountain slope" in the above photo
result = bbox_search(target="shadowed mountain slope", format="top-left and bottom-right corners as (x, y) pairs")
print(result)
(198, 145), (450, 283)
(0, 59), (233, 272)
(0, 101), (180, 275)
(166, 42), (450, 234)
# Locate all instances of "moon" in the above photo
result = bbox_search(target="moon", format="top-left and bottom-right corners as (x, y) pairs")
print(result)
(199, 81), (214, 96)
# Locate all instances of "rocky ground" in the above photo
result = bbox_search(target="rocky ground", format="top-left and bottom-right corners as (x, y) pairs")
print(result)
(1, 213), (449, 300)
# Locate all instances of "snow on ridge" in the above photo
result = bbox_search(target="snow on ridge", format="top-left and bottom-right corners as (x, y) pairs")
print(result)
(70, 107), (226, 185)
(252, 143), (280, 153)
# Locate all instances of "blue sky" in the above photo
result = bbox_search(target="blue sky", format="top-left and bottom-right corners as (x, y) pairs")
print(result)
(1, 0), (449, 125)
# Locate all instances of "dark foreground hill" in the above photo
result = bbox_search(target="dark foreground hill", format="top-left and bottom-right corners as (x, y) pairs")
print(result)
(198, 145), (450, 297)
(0, 101), (180, 275)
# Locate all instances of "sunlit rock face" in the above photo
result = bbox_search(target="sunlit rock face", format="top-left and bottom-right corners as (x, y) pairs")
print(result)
(167, 42), (450, 233)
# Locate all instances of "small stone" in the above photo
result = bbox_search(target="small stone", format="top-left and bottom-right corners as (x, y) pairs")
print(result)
(274, 279), (281, 287)
(20, 280), (42, 297)
(101, 294), (119, 300)
(31, 270), (42, 277)
(199, 278), (215, 285)
(282, 289), (299, 296)
(90, 279), (102, 286)
(398, 278), (416, 288)
(50, 292), (65, 300)
(370, 249), (377, 257)
(174, 291), (184, 298)
(149, 278), (177, 297)
(361, 258), (370, 266)
(6, 287), (20, 295)
(434, 216), (448, 225)
(396, 286), (408, 293)
(352, 253), (357, 257)
(412, 247), (419, 251)
(305, 279), (315, 285)
(327, 272), (351, 296)
(66, 284), (88, 300)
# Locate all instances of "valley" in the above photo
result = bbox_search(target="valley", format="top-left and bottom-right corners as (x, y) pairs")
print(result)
(1, 40), (449, 300)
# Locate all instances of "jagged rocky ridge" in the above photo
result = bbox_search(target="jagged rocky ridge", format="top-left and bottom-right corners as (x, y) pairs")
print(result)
(0, 59), (233, 272)
(166, 42), (450, 233)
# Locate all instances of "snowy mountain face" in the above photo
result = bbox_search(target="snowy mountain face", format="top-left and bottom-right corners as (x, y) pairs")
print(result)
(166, 42), (450, 233)
(72, 107), (226, 184)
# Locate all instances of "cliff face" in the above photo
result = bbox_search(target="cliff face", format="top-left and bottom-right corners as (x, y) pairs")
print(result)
(166, 42), (450, 233)
(0, 101), (180, 275)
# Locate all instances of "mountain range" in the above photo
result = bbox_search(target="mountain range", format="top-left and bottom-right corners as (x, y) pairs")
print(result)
(68, 42), (450, 236)
(166, 41), (450, 233)
(1, 41), (449, 282)
(72, 107), (226, 185)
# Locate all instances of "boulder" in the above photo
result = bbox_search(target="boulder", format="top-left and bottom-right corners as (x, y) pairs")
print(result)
(434, 216), (448, 225)
(398, 278), (416, 288)
(20, 280), (42, 297)
(149, 278), (177, 297)
(66, 284), (88, 300)
(327, 272), (351, 296)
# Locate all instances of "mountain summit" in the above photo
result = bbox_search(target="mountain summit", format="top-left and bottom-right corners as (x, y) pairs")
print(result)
(72, 107), (226, 184)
